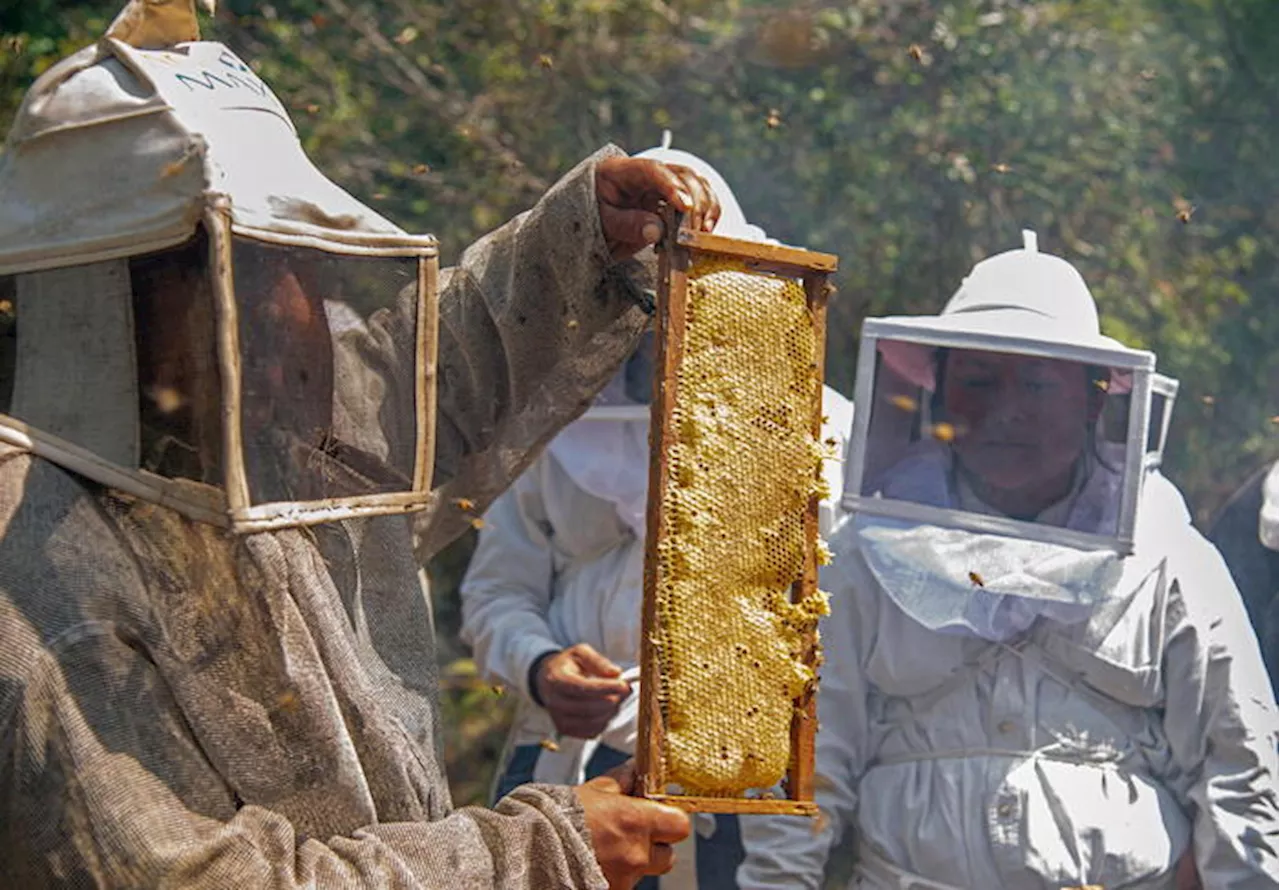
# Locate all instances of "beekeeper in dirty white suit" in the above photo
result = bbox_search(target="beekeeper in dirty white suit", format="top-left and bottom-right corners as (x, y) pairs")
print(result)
(738, 233), (1278, 889)
(0, 1), (729, 887)
(458, 140), (855, 890)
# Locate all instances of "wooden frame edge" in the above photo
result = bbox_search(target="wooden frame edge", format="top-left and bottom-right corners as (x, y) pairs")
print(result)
(636, 206), (689, 800)
(413, 255), (439, 492)
(645, 795), (820, 817)
(636, 211), (832, 812)
(674, 229), (837, 274)
(206, 205), (252, 513)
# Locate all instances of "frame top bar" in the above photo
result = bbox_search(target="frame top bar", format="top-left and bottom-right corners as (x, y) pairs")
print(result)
(674, 228), (838, 274)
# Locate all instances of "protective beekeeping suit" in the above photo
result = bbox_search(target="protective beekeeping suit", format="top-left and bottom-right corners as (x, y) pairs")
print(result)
(738, 232), (1278, 889)
(1208, 460), (1279, 694)
(459, 142), (853, 889)
(0, 2), (725, 887)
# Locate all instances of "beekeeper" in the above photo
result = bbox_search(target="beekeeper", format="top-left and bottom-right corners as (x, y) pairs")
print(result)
(459, 141), (853, 890)
(738, 232), (1278, 889)
(0, 2), (726, 887)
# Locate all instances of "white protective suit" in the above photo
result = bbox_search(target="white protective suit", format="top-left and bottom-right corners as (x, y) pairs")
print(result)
(738, 236), (1279, 890)
(460, 381), (851, 786)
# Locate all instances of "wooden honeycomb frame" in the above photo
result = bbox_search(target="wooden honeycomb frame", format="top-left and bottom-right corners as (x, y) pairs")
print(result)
(635, 210), (837, 816)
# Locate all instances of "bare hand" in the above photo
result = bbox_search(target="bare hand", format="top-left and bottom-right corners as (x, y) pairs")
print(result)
(595, 157), (722, 261)
(536, 644), (631, 739)
(577, 761), (690, 889)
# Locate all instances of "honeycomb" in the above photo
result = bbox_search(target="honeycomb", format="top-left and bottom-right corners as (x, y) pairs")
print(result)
(654, 256), (831, 796)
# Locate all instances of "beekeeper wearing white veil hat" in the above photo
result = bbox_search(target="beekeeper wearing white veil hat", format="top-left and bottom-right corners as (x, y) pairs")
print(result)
(460, 134), (853, 890)
(739, 233), (1278, 889)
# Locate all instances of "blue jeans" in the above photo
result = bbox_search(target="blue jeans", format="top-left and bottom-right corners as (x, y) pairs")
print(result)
(494, 744), (745, 889)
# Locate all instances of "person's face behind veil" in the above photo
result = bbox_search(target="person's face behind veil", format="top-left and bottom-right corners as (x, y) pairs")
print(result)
(237, 250), (336, 503)
(939, 349), (1104, 517)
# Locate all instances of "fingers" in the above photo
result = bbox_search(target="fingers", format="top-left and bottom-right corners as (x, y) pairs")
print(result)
(581, 771), (625, 795)
(548, 697), (623, 722)
(550, 674), (630, 700)
(570, 643), (623, 678)
(595, 156), (721, 260)
(548, 701), (623, 738)
(645, 843), (675, 876)
(598, 203), (664, 261)
(645, 803), (691, 845)
(667, 165), (719, 233)
(599, 759), (637, 794)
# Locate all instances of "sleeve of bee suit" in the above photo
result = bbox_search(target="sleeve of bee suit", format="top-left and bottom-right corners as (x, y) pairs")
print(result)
(460, 459), (563, 703)
(413, 145), (654, 560)
(736, 552), (874, 889)
(1161, 521), (1279, 888)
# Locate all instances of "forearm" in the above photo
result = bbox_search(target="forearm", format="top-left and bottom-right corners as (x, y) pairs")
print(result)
(417, 145), (652, 559)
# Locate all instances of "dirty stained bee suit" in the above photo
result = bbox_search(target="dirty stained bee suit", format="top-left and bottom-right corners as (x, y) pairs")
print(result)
(0, 3), (663, 888)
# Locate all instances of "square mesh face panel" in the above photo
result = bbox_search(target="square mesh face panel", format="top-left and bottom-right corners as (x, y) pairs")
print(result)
(232, 238), (421, 506)
(638, 220), (837, 815)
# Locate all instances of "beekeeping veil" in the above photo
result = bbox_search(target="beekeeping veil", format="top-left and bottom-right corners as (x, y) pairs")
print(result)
(0, 0), (438, 532)
(842, 231), (1179, 640)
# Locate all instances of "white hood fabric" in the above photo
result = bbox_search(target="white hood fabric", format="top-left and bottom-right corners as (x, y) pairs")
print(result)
(0, 38), (431, 276)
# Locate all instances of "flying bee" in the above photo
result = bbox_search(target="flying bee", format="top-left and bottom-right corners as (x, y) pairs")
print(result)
(929, 422), (957, 443)
(539, 737), (560, 752)
(907, 43), (924, 62)
(765, 108), (782, 129)
(968, 571), (986, 588)
(453, 497), (476, 511)
(889, 394), (918, 412)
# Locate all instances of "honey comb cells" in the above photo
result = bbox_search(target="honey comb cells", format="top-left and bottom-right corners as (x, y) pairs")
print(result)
(653, 256), (830, 796)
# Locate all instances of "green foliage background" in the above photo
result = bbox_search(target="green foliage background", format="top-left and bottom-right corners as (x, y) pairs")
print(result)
(2, 0), (1276, 828)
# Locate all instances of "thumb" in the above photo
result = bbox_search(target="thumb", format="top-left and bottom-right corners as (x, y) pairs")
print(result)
(597, 758), (637, 795)
(599, 204), (663, 255)
(573, 644), (623, 679)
